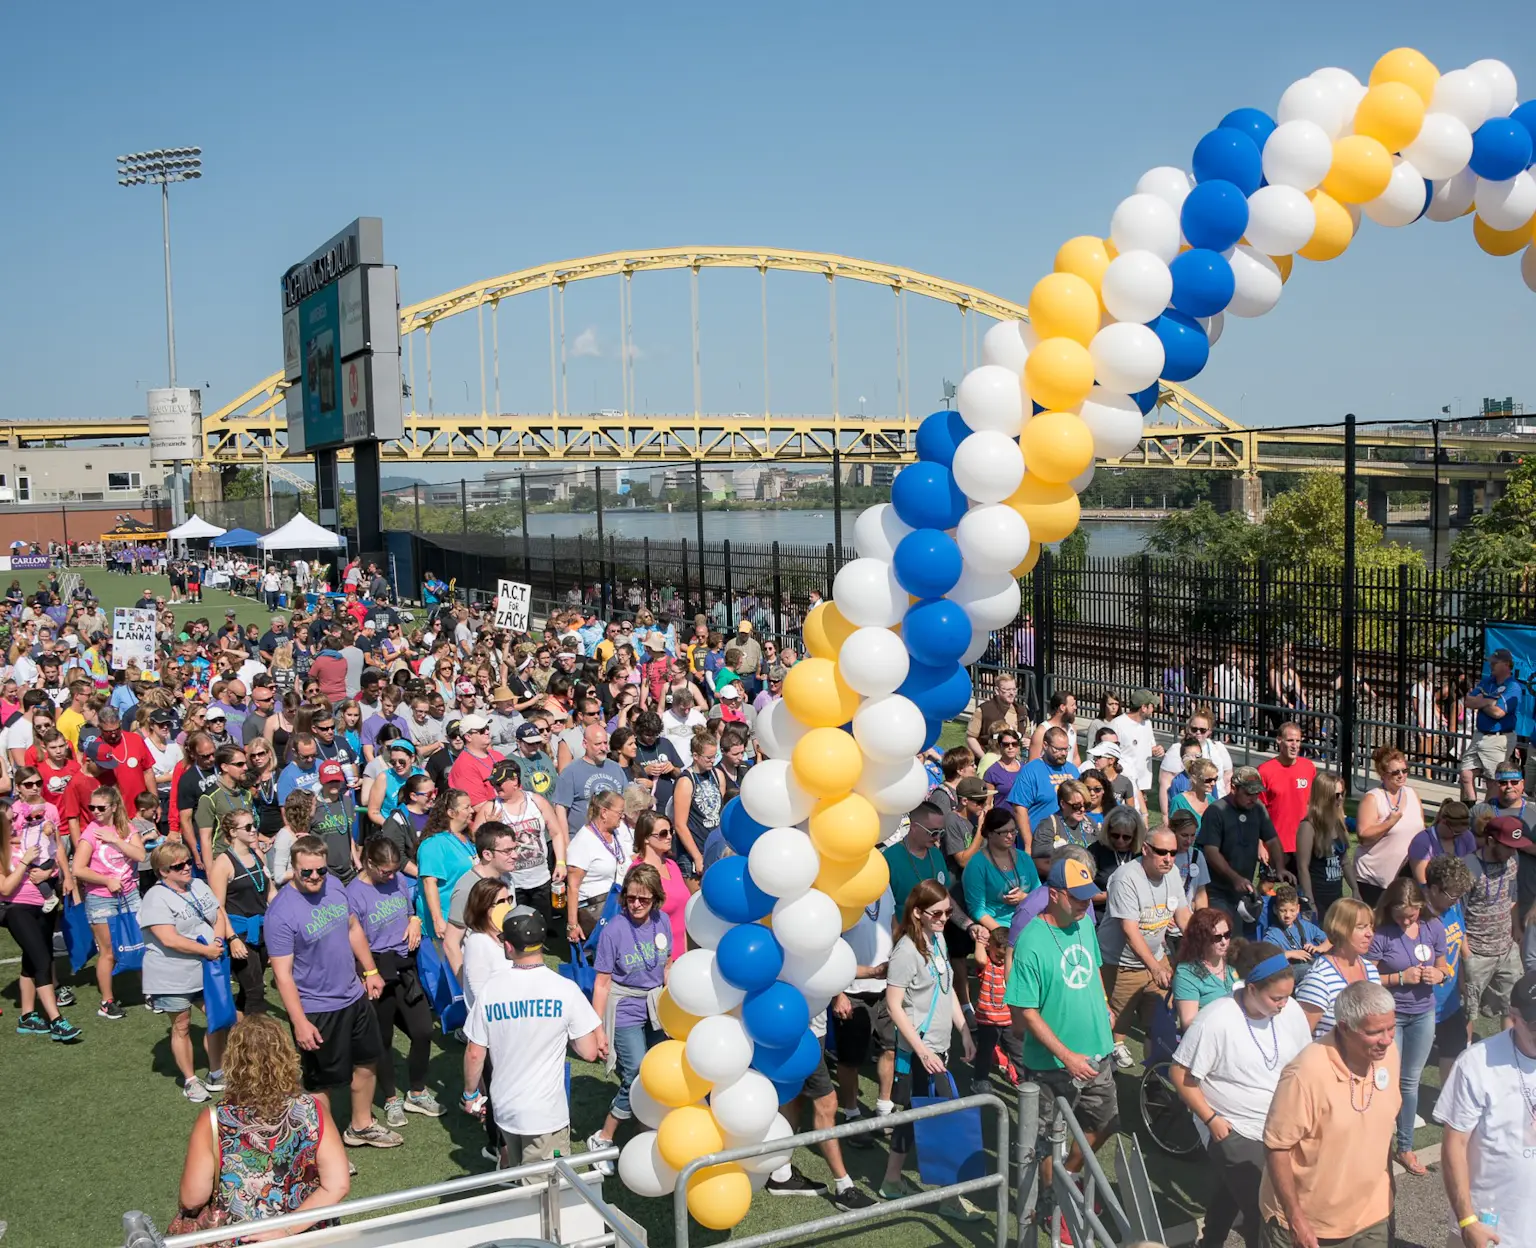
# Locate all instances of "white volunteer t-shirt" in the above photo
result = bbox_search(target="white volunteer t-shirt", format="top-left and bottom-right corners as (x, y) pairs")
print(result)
(1171, 995), (1312, 1142)
(1107, 713), (1157, 791)
(845, 889), (895, 995)
(465, 962), (600, 1135)
(1434, 1030), (1536, 1247)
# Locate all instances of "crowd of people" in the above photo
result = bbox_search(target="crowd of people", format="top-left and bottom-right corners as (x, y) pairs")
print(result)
(4, 566), (1536, 1245)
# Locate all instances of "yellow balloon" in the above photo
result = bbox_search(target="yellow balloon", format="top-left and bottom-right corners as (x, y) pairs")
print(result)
(1272, 252), (1294, 283)
(802, 601), (856, 661)
(791, 727), (864, 799)
(838, 902), (866, 931)
(1007, 474), (1081, 545)
(687, 1162), (753, 1231)
(817, 846), (891, 909)
(640, 1040), (711, 1108)
(1053, 236), (1112, 306)
(1321, 135), (1393, 204)
(1369, 48), (1440, 107)
(1012, 542), (1042, 578)
(1298, 190), (1354, 261)
(1022, 337), (1095, 412)
(1028, 272), (1100, 346)
(1352, 81), (1425, 152)
(1473, 213), (1534, 256)
(808, 792), (881, 863)
(657, 1105), (725, 1172)
(782, 657), (860, 729)
(656, 989), (702, 1042)
(1019, 411), (1095, 485)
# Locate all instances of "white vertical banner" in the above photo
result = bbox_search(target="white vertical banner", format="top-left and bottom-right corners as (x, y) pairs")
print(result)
(494, 579), (530, 631)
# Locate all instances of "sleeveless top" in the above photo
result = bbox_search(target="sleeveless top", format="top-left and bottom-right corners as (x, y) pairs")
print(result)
(679, 767), (725, 844)
(219, 847), (270, 919)
(214, 1096), (324, 1224)
(251, 776), (285, 842)
(492, 794), (550, 890)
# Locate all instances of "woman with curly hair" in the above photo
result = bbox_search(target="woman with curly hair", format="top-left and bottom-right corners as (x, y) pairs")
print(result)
(175, 1014), (349, 1239)
(1172, 907), (1239, 1030)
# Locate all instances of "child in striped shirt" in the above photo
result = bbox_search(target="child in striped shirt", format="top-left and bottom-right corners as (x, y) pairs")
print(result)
(971, 927), (1022, 1085)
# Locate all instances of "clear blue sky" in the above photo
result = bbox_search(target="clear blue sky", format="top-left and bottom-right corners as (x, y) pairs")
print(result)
(2, 1), (1533, 483)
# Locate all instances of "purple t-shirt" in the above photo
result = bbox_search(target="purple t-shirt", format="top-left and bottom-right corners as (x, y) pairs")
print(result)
(265, 876), (364, 1013)
(1009, 891), (1096, 947)
(345, 874), (416, 957)
(1368, 917), (1447, 1017)
(1406, 826), (1476, 864)
(984, 762), (1021, 812)
(594, 912), (673, 1027)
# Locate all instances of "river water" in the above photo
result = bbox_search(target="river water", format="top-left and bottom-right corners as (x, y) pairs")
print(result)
(520, 507), (1447, 561)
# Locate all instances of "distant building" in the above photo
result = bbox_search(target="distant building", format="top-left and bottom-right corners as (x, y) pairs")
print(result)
(0, 445), (169, 505)
(841, 463), (897, 488)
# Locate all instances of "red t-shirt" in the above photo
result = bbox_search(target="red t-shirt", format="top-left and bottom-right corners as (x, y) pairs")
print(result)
(37, 756), (81, 805)
(90, 731), (156, 812)
(59, 770), (102, 836)
(1258, 755), (1317, 853)
(448, 748), (505, 806)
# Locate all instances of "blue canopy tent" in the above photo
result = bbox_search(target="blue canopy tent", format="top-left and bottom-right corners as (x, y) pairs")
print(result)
(210, 528), (263, 548)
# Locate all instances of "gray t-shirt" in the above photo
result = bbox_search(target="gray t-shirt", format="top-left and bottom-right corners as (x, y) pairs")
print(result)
(551, 759), (627, 832)
(411, 715), (448, 749)
(1097, 861), (1188, 969)
(886, 934), (955, 1059)
(447, 865), (516, 927)
(140, 880), (219, 996)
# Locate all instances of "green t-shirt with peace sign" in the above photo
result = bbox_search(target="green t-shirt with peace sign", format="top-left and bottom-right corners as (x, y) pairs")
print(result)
(1005, 914), (1113, 1070)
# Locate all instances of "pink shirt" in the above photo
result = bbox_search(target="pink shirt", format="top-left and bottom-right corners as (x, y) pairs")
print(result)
(78, 822), (138, 899)
(635, 855), (688, 958)
(4, 801), (61, 907)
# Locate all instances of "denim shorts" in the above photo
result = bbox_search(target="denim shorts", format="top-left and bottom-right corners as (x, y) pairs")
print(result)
(151, 991), (204, 1014)
(85, 889), (141, 925)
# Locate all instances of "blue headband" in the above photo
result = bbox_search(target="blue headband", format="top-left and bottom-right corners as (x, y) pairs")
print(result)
(1247, 953), (1293, 984)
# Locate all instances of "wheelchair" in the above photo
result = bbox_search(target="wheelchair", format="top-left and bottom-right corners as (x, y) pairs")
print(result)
(1136, 991), (1202, 1157)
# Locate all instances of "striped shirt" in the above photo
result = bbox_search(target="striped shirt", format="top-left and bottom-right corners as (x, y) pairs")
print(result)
(975, 955), (1011, 1026)
(1294, 955), (1381, 1039)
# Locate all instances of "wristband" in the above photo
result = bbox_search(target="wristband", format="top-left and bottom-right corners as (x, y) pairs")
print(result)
(363, 968), (380, 978)
(555, 859), (566, 866)
(1458, 1216), (1478, 1230)
(1202, 1111), (1218, 1125)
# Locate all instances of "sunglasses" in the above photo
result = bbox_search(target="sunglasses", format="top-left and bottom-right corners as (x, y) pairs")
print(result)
(231, 823), (255, 833)
(297, 866), (329, 879)
(1498, 778), (1523, 785)
(1147, 845), (1176, 858)
(649, 829), (674, 839)
(1212, 930), (1231, 941)
(164, 861), (193, 873)
(923, 905), (952, 919)
(314, 723), (334, 731)
(88, 803), (112, 812)
(1001, 740), (1021, 749)
(1108, 833), (1134, 844)
(18, 778), (41, 788)
(623, 894), (655, 906)
(1384, 768), (1408, 777)
(1063, 801), (1086, 812)
(1190, 726), (1210, 735)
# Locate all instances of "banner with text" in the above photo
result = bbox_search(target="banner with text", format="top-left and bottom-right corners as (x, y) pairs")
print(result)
(495, 579), (531, 632)
(111, 608), (157, 673)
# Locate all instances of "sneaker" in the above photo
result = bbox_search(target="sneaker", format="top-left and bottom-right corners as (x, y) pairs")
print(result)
(183, 1077), (210, 1104)
(831, 1184), (876, 1212)
(16, 1011), (51, 1036)
(41, 894), (61, 914)
(384, 1097), (407, 1129)
(940, 1195), (985, 1223)
(143, 999), (164, 1014)
(404, 1090), (445, 1117)
(98, 1000), (125, 1021)
(1111, 1042), (1134, 1071)
(204, 1071), (226, 1093)
(50, 1016), (83, 1044)
(765, 1170), (821, 1196)
(878, 1178), (912, 1201)
(586, 1131), (615, 1176)
(344, 1121), (405, 1149)
(55, 986), (76, 1007)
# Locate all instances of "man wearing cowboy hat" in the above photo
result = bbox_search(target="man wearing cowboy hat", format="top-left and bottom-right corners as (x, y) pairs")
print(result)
(487, 685), (524, 751)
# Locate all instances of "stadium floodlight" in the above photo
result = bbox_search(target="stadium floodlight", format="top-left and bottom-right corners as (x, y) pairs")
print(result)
(115, 146), (203, 388)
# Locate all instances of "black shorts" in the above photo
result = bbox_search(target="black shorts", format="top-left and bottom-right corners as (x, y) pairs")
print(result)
(800, 1051), (834, 1102)
(1433, 1010), (1469, 1062)
(831, 993), (896, 1066)
(299, 996), (384, 1092)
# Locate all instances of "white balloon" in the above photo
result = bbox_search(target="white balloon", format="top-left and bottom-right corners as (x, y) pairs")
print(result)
(747, 826), (821, 903)
(1089, 322), (1164, 394)
(1474, 172), (1536, 233)
(1244, 184), (1317, 255)
(956, 503), (1032, 575)
(668, 948), (748, 1018)
(779, 939), (857, 1000)
(618, 1131), (679, 1197)
(832, 557), (907, 629)
(979, 319), (1034, 373)
(711, 1071), (780, 1142)
(1404, 113), (1473, 181)
(1199, 312), (1225, 348)
(949, 566), (1022, 631)
(852, 503), (911, 563)
(951, 430), (1025, 504)
(959, 630), (992, 666)
(754, 695), (810, 760)
(1309, 67), (1367, 124)
(1363, 157), (1430, 227)
(1523, 243), (1536, 294)
(838, 627), (910, 698)
(1467, 59), (1519, 120)
(1100, 250), (1173, 325)
(1078, 387), (1145, 459)
(877, 810), (907, 843)
(1109, 193), (1181, 265)
(956, 364), (1026, 437)
(685, 1014), (757, 1086)
(854, 754), (933, 815)
(1431, 68), (1494, 131)
(1261, 119), (1333, 192)
(1226, 247), (1282, 319)
(1135, 165), (1194, 214)
(739, 758), (816, 828)
(1069, 462), (1096, 494)
(733, 1112), (795, 1175)
(685, 892), (735, 952)
(1278, 76), (1347, 138)
(771, 889), (841, 958)
(853, 692), (927, 763)
(628, 1077), (672, 1130)
(1426, 169), (1477, 222)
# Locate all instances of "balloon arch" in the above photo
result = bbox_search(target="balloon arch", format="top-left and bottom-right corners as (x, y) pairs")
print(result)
(616, 48), (1536, 1228)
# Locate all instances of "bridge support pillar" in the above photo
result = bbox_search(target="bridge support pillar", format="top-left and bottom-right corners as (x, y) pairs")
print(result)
(1457, 481), (1477, 521)
(1366, 480), (1389, 527)
(1212, 473), (1263, 522)
(189, 466), (223, 509)
(1430, 482), (1452, 535)
(1484, 477), (1505, 514)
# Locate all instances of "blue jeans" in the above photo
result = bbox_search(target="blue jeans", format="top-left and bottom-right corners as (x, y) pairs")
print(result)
(610, 1022), (662, 1120)
(1393, 1008), (1435, 1154)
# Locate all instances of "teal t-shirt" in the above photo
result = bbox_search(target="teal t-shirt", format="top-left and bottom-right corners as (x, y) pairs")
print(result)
(882, 842), (949, 917)
(962, 848), (1042, 924)
(415, 830), (477, 923)
(1005, 915), (1113, 1070)
(1171, 961), (1238, 1012)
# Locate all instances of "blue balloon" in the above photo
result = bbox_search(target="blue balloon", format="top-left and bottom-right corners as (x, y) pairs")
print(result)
(1413, 178), (1433, 224)
(716, 923), (785, 993)
(742, 982), (811, 1051)
(1131, 383), (1161, 416)
(1192, 128), (1263, 195)
(901, 598), (972, 668)
(701, 857), (775, 925)
(721, 797), (770, 856)
(914, 410), (969, 467)
(1169, 249), (1235, 319)
(1180, 179), (1249, 252)
(898, 660), (973, 722)
(1149, 311), (1210, 384)
(922, 716), (946, 752)
(893, 529), (963, 600)
(750, 1027), (824, 1082)
(1511, 100), (1536, 153)
(1470, 117), (1533, 182)
(891, 462), (968, 531)
(770, 1075), (807, 1102)
(1219, 107), (1277, 154)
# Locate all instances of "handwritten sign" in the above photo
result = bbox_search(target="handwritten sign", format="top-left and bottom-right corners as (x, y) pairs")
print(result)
(111, 607), (157, 673)
(494, 579), (531, 632)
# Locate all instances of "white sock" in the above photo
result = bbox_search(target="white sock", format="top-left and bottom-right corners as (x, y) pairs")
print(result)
(771, 1164), (793, 1183)
(875, 1099), (894, 1115)
(833, 1175), (854, 1194)
(843, 1105), (863, 1119)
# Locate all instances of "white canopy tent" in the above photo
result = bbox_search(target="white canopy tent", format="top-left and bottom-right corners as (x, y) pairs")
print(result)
(165, 514), (227, 540)
(258, 512), (346, 551)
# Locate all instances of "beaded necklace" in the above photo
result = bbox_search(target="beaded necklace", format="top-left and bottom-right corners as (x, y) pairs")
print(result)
(1238, 990), (1280, 1070)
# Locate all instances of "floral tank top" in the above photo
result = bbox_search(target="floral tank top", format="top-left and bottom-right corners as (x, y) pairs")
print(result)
(215, 1095), (324, 1225)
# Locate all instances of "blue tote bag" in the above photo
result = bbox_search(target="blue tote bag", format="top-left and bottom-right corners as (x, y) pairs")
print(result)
(559, 884), (621, 999)
(197, 937), (237, 1033)
(911, 1070), (986, 1188)
(416, 934), (467, 1032)
(63, 898), (95, 974)
(108, 897), (146, 974)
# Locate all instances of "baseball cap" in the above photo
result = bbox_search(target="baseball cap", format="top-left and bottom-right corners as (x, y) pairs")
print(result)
(456, 680), (477, 696)
(1129, 688), (1157, 709)
(1490, 648), (1514, 665)
(459, 713), (490, 732)
(318, 760), (346, 784)
(1510, 970), (1536, 1024)
(489, 758), (523, 786)
(204, 705), (228, 721)
(84, 738), (120, 769)
(225, 608), (237, 617)
(502, 907), (547, 953)
(736, 620), (752, 634)
(1047, 857), (1098, 900)
(956, 776), (987, 801)
(1234, 766), (1264, 795)
(148, 708), (178, 726)
(516, 722), (545, 743)
(719, 685), (742, 701)
(1088, 741), (1120, 760)
(1488, 815), (1527, 848)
